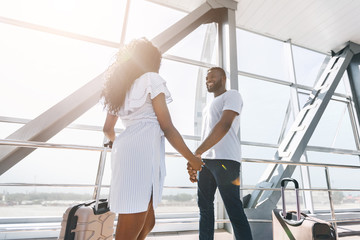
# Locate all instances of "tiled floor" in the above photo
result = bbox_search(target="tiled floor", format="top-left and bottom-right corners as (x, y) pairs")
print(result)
(145, 225), (360, 240)
(146, 229), (233, 240)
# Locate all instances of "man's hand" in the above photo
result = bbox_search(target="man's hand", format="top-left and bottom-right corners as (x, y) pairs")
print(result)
(187, 162), (198, 183)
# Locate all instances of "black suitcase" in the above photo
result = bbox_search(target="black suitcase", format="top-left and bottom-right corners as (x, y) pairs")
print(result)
(58, 143), (115, 240)
(272, 178), (336, 240)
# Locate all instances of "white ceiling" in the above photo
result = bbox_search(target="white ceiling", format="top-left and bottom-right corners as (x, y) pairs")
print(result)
(150, 0), (360, 54)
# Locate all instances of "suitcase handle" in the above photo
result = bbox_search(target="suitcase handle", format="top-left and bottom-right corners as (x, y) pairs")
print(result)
(281, 178), (301, 221)
(281, 178), (299, 188)
(93, 144), (111, 212)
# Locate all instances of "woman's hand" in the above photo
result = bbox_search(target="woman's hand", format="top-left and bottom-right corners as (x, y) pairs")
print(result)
(187, 162), (198, 183)
(189, 155), (204, 171)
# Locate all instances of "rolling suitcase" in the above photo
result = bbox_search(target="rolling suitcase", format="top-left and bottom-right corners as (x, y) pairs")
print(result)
(272, 178), (336, 240)
(58, 143), (115, 240)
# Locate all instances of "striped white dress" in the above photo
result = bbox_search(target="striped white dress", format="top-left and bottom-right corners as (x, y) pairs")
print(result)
(109, 72), (172, 214)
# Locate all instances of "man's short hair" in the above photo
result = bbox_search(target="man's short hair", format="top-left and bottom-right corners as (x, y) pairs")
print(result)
(208, 67), (226, 78)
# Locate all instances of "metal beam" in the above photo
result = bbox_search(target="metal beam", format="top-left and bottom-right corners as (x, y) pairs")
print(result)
(152, 0), (238, 53)
(285, 40), (314, 213)
(0, 73), (105, 175)
(347, 53), (360, 125)
(152, 2), (214, 53)
(217, 7), (238, 90)
(247, 42), (358, 210)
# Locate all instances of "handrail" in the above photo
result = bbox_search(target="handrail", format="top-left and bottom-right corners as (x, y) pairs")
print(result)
(3, 136), (360, 155)
(0, 139), (104, 152)
(1, 139), (360, 169)
(242, 158), (360, 169)
(1, 138), (360, 237)
(1, 183), (359, 193)
(0, 183), (197, 189)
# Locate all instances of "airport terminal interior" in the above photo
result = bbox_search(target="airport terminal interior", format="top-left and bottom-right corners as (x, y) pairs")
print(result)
(1, 0), (360, 239)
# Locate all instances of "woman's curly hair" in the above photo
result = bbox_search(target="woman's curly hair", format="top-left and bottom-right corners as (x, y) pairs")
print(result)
(102, 38), (162, 114)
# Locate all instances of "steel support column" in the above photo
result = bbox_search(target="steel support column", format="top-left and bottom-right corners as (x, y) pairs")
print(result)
(217, 7), (238, 90)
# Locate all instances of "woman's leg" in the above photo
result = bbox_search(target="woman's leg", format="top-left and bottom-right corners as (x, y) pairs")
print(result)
(115, 211), (147, 240)
(115, 198), (155, 240)
(137, 200), (155, 240)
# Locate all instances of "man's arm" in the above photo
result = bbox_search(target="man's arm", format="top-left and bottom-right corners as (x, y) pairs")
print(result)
(187, 109), (239, 183)
(195, 109), (239, 156)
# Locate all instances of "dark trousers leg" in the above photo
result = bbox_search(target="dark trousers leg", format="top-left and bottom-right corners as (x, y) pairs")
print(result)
(197, 164), (217, 240)
(206, 159), (253, 240)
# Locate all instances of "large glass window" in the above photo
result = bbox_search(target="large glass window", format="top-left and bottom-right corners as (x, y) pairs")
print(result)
(125, 0), (185, 41)
(167, 23), (218, 64)
(0, 0), (127, 42)
(237, 29), (287, 81)
(239, 76), (290, 144)
(308, 100), (357, 150)
(1, 0), (360, 237)
(0, 23), (115, 119)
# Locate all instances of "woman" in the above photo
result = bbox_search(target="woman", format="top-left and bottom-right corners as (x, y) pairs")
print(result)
(102, 38), (203, 240)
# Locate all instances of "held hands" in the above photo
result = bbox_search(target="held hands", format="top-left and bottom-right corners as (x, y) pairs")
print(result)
(187, 162), (198, 183)
(187, 152), (203, 183)
(189, 155), (204, 171)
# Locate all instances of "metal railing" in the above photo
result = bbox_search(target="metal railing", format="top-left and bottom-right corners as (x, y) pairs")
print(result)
(1, 136), (360, 238)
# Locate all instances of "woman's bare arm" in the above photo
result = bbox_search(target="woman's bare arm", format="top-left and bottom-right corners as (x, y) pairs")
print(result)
(152, 93), (203, 171)
(103, 113), (118, 142)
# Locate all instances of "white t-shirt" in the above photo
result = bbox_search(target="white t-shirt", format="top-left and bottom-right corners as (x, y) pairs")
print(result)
(201, 90), (243, 162)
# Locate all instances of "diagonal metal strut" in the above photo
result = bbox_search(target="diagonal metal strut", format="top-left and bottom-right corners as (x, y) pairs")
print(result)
(247, 42), (360, 209)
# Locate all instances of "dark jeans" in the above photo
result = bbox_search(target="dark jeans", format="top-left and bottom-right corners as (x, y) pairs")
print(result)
(197, 159), (253, 240)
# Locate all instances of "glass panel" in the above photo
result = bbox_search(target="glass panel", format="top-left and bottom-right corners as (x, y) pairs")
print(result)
(241, 145), (278, 188)
(307, 151), (360, 210)
(237, 29), (287, 81)
(307, 151), (359, 166)
(167, 23), (218, 64)
(125, 0), (185, 42)
(298, 91), (311, 108)
(242, 145), (278, 159)
(241, 162), (269, 187)
(328, 167), (360, 190)
(158, 188), (198, 214)
(73, 102), (109, 127)
(312, 191), (331, 211)
(0, 186), (107, 217)
(47, 128), (104, 146)
(0, 24), (116, 119)
(0, 122), (23, 138)
(0, 148), (111, 186)
(164, 155), (198, 188)
(292, 45), (327, 87)
(0, 0), (126, 42)
(333, 191), (360, 210)
(239, 76), (290, 144)
(308, 100), (357, 149)
(334, 74), (347, 94)
(292, 46), (348, 94)
(313, 190), (360, 211)
(160, 60), (206, 136)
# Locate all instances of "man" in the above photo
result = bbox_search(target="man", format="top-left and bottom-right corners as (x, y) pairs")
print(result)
(188, 67), (253, 240)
